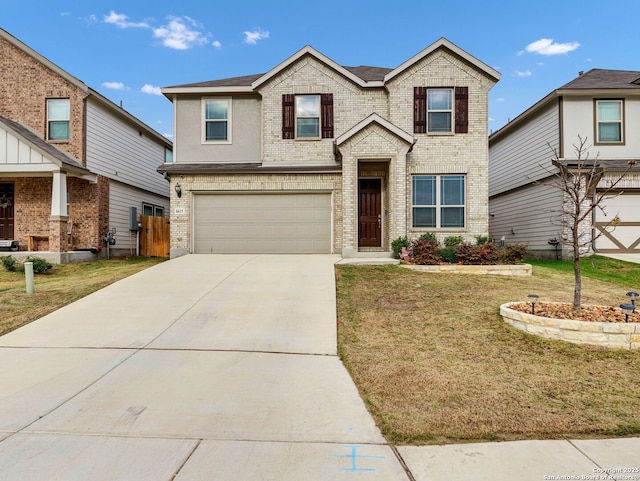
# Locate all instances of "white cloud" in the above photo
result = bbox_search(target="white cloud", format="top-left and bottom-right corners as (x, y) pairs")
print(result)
(104, 11), (150, 29)
(212, 40), (222, 49)
(141, 84), (163, 96)
(524, 38), (580, 56)
(102, 81), (128, 91)
(153, 16), (210, 50)
(243, 29), (269, 45)
(514, 70), (532, 77)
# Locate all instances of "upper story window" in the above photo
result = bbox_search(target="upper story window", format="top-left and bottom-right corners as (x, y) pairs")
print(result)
(282, 93), (333, 140)
(596, 99), (623, 144)
(203, 98), (231, 143)
(414, 87), (468, 134)
(47, 98), (70, 141)
(296, 95), (321, 138)
(412, 174), (465, 229)
(164, 148), (173, 163)
(427, 89), (453, 133)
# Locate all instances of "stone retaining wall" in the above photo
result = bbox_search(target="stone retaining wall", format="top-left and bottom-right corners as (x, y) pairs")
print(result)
(501, 302), (640, 350)
(401, 264), (532, 276)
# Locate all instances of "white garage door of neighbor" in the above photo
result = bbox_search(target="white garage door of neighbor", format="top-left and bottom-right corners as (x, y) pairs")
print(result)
(193, 193), (332, 254)
(594, 192), (640, 252)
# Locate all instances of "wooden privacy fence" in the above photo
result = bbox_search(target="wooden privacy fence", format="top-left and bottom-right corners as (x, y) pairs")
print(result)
(140, 215), (170, 257)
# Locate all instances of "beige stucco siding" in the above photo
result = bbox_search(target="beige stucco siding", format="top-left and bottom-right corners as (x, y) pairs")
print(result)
(174, 94), (262, 163)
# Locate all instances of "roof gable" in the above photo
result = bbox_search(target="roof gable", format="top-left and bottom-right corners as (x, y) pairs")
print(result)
(335, 113), (416, 147)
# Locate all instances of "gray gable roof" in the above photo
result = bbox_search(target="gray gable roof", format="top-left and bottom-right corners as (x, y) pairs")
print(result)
(0, 115), (91, 175)
(559, 68), (640, 90)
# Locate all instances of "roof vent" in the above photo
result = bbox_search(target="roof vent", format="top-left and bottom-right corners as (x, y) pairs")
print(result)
(578, 71), (584, 76)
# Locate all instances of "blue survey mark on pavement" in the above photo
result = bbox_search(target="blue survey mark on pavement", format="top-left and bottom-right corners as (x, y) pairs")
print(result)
(334, 445), (385, 472)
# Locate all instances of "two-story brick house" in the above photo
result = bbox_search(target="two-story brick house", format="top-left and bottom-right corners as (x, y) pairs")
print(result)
(159, 38), (499, 257)
(489, 69), (640, 259)
(0, 28), (171, 263)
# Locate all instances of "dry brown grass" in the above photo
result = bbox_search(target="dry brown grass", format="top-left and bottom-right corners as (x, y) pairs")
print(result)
(336, 263), (640, 445)
(0, 256), (165, 336)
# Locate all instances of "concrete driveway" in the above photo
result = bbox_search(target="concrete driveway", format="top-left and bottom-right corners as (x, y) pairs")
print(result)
(0, 255), (410, 480)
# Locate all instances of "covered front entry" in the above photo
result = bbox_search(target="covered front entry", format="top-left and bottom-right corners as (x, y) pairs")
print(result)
(193, 192), (332, 254)
(358, 178), (382, 248)
(594, 191), (640, 253)
(0, 183), (14, 239)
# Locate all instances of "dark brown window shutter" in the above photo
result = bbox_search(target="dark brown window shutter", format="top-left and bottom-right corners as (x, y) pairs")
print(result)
(414, 87), (427, 133)
(321, 93), (334, 138)
(282, 94), (295, 139)
(455, 86), (469, 134)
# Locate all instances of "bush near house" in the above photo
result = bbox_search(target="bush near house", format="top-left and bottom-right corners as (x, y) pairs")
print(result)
(1, 256), (52, 274)
(400, 234), (528, 265)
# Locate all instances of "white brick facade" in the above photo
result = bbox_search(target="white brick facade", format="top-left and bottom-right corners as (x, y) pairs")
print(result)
(162, 39), (499, 257)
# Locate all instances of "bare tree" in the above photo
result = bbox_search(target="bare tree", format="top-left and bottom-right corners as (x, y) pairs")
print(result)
(546, 135), (636, 313)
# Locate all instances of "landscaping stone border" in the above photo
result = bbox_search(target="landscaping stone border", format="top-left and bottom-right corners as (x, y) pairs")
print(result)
(501, 302), (640, 350)
(401, 264), (532, 276)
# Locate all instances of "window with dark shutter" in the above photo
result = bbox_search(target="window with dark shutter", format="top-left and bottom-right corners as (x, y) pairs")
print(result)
(282, 94), (295, 139)
(455, 86), (469, 134)
(321, 93), (334, 138)
(414, 87), (427, 134)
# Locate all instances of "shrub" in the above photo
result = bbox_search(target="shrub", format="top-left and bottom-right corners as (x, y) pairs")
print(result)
(409, 236), (441, 265)
(1, 255), (17, 272)
(443, 235), (464, 247)
(475, 235), (493, 245)
(498, 244), (528, 264)
(391, 236), (410, 259)
(419, 232), (438, 242)
(456, 242), (500, 265)
(28, 257), (53, 274)
(439, 246), (458, 263)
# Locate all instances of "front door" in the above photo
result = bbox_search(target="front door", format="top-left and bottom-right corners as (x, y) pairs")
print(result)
(0, 183), (14, 239)
(358, 178), (382, 247)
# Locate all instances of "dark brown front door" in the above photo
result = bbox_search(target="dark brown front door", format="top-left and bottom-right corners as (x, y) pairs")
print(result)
(358, 178), (382, 247)
(0, 183), (15, 239)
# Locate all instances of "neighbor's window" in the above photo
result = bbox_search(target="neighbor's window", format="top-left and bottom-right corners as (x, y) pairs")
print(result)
(427, 89), (453, 133)
(203, 98), (231, 142)
(596, 100), (623, 143)
(47, 99), (70, 141)
(296, 95), (321, 138)
(165, 148), (173, 163)
(412, 175), (465, 228)
(143, 203), (165, 217)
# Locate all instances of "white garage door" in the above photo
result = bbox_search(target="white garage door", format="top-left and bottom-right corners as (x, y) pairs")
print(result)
(193, 193), (332, 254)
(594, 192), (640, 253)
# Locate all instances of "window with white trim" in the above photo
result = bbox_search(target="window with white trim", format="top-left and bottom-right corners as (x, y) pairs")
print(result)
(142, 203), (165, 217)
(412, 175), (465, 228)
(203, 98), (231, 143)
(47, 98), (70, 141)
(596, 99), (623, 143)
(427, 89), (453, 133)
(295, 95), (321, 138)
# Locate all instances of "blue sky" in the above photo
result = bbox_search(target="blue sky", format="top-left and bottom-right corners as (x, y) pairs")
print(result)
(2, 0), (638, 140)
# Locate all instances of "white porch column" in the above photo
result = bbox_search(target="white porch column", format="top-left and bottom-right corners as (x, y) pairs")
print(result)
(51, 171), (68, 217)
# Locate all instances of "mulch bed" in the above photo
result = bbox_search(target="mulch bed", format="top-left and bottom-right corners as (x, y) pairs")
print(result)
(509, 302), (640, 323)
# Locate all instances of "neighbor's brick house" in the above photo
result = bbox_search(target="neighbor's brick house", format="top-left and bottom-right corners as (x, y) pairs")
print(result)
(159, 38), (499, 257)
(0, 28), (171, 262)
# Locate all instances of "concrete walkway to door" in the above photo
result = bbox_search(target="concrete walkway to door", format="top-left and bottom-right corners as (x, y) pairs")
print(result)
(0, 255), (410, 480)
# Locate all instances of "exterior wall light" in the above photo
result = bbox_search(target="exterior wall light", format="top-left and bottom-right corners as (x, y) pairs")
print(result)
(175, 183), (182, 198)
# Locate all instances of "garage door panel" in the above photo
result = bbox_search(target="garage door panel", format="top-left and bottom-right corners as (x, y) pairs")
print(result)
(194, 193), (331, 254)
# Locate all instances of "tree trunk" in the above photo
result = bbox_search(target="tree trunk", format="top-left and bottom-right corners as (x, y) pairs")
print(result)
(573, 252), (581, 314)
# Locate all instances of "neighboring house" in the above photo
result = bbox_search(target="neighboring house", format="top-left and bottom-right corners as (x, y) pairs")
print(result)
(159, 38), (500, 257)
(489, 69), (640, 259)
(0, 28), (172, 263)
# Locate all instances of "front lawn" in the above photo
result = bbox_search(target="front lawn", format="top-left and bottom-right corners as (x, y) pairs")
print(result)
(336, 256), (640, 445)
(0, 256), (165, 336)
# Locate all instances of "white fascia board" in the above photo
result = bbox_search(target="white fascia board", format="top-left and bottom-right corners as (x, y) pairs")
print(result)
(251, 45), (369, 90)
(161, 86), (255, 95)
(384, 37), (501, 84)
(335, 113), (415, 146)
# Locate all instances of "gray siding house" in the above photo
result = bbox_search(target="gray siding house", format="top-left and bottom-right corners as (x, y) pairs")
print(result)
(489, 69), (640, 259)
(160, 38), (500, 257)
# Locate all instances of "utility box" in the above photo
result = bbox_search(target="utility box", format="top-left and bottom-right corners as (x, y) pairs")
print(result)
(128, 207), (139, 231)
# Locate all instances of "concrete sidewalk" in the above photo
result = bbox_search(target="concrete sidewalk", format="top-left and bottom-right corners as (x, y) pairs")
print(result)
(0, 255), (638, 480)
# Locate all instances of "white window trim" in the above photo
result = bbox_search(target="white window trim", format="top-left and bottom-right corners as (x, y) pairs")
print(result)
(46, 98), (70, 142)
(427, 88), (453, 135)
(142, 202), (166, 217)
(202, 97), (232, 145)
(295, 94), (321, 140)
(595, 99), (624, 144)
(411, 174), (466, 229)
